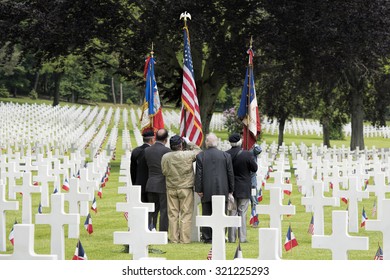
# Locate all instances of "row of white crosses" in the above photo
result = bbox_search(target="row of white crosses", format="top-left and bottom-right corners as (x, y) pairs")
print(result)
(0, 148), (111, 259)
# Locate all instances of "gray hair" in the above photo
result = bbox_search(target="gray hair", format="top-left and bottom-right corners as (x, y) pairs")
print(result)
(205, 133), (218, 148)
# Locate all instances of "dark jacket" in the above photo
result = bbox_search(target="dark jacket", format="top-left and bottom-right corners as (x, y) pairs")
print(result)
(144, 141), (171, 193)
(195, 147), (234, 203)
(130, 143), (150, 193)
(226, 146), (258, 199)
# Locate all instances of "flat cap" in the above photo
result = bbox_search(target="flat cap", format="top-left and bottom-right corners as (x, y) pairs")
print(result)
(228, 133), (241, 143)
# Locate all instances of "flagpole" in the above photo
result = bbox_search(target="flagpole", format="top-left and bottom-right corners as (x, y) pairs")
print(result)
(149, 42), (154, 130)
(180, 12), (191, 138)
(245, 36), (253, 150)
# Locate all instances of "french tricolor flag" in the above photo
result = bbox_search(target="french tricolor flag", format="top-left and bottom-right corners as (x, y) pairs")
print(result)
(62, 178), (70, 191)
(84, 213), (93, 234)
(284, 225), (298, 251)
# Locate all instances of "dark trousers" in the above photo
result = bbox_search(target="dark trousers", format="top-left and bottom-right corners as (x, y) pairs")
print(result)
(147, 192), (168, 231)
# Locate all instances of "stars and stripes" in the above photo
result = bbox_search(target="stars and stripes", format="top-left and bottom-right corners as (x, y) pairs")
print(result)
(237, 45), (261, 150)
(72, 240), (87, 260)
(374, 245), (383, 260)
(179, 25), (203, 146)
(308, 215), (314, 235)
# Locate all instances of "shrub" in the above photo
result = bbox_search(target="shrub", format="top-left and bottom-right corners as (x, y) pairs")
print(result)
(223, 107), (242, 134)
(0, 85), (10, 98)
(29, 89), (38, 100)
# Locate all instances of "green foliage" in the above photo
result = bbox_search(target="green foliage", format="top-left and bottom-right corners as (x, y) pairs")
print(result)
(29, 89), (38, 100)
(0, 84), (10, 98)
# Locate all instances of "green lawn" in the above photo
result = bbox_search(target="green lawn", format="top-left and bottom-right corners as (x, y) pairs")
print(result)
(1, 97), (389, 260)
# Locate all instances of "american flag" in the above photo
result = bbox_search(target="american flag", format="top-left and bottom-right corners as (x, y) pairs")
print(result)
(207, 247), (212, 260)
(374, 245), (383, 260)
(308, 215), (314, 235)
(179, 26), (203, 146)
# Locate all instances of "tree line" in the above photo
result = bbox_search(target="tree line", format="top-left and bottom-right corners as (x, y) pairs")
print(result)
(0, 0), (389, 150)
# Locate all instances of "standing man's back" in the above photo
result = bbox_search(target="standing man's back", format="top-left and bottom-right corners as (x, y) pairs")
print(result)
(144, 128), (171, 231)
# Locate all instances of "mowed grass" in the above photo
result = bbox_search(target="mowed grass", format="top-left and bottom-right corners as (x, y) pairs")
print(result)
(1, 97), (389, 260)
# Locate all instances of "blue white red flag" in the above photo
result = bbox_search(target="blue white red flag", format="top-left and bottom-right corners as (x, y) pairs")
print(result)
(179, 26), (203, 146)
(257, 186), (263, 202)
(140, 55), (164, 132)
(8, 220), (17, 246)
(237, 47), (261, 150)
(374, 245), (383, 260)
(91, 197), (97, 213)
(361, 207), (368, 227)
(98, 186), (103, 199)
(284, 225), (298, 251)
(72, 240), (87, 260)
(38, 202), (42, 214)
(249, 208), (259, 226)
(62, 178), (70, 191)
(84, 213), (93, 234)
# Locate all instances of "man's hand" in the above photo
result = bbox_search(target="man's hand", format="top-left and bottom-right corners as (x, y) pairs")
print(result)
(182, 136), (191, 144)
(197, 192), (204, 198)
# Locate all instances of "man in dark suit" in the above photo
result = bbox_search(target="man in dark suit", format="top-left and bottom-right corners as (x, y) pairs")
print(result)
(226, 133), (258, 243)
(195, 133), (235, 243)
(130, 129), (155, 203)
(144, 128), (171, 231)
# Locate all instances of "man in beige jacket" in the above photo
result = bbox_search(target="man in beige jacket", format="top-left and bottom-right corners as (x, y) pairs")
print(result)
(161, 135), (201, 244)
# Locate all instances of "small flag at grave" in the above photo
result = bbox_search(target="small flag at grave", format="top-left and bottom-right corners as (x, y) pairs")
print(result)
(364, 179), (368, 190)
(249, 208), (259, 227)
(341, 197), (348, 204)
(62, 178), (70, 191)
(100, 176), (106, 188)
(72, 240), (87, 260)
(53, 186), (58, 194)
(285, 177), (290, 184)
(257, 187), (263, 202)
(8, 220), (17, 246)
(283, 189), (291, 196)
(284, 225), (298, 251)
(76, 170), (80, 179)
(374, 244), (383, 260)
(91, 197), (97, 213)
(329, 182), (333, 189)
(106, 165), (111, 176)
(372, 201), (377, 217)
(84, 213), (93, 234)
(33, 181), (39, 186)
(360, 207), (368, 228)
(207, 248), (212, 260)
(308, 215), (314, 235)
(233, 243), (243, 259)
(98, 186), (103, 199)
(38, 202), (42, 214)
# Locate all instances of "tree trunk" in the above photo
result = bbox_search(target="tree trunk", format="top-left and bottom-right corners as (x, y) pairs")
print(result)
(120, 83), (123, 105)
(52, 72), (62, 106)
(278, 118), (286, 147)
(322, 115), (331, 148)
(33, 72), (40, 91)
(350, 87), (365, 150)
(111, 77), (116, 104)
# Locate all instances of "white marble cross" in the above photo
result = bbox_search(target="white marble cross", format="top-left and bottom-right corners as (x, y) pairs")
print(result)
(334, 176), (369, 232)
(297, 169), (315, 203)
(365, 199), (390, 260)
(35, 194), (80, 260)
(63, 177), (91, 238)
(13, 172), (42, 224)
(312, 211), (369, 260)
(257, 228), (280, 260)
(366, 172), (390, 220)
(256, 188), (295, 256)
(0, 179), (19, 251)
(78, 167), (98, 214)
(264, 170), (292, 197)
(33, 164), (55, 207)
(5, 161), (22, 200)
(196, 195), (241, 260)
(117, 185), (155, 213)
(301, 181), (338, 235)
(0, 224), (57, 260)
(113, 207), (167, 260)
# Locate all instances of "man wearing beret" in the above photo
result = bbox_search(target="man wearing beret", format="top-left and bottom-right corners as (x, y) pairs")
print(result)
(145, 128), (171, 231)
(161, 135), (201, 243)
(195, 133), (235, 244)
(130, 129), (155, 203)
(226, 132), (258, 243)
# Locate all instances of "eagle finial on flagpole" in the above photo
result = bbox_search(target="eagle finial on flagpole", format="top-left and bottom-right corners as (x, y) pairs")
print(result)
(180, 11), (191, 27)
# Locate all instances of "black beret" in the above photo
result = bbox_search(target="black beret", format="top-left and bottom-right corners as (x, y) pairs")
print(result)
(170, 135), (183, 146)
(228, 133), (241, 143)
(142, 129), (154, 138)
